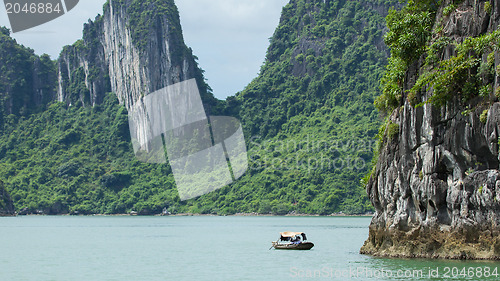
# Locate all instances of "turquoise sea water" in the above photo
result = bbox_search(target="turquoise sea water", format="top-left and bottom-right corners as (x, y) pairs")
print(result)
(0, 216), (499, 280)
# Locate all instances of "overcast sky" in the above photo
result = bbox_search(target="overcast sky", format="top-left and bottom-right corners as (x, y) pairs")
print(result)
(0, 0), (288, 99)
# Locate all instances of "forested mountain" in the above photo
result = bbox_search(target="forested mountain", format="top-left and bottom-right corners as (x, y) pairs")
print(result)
(0, 0), (397, 215)
(219, 0), (398, 215)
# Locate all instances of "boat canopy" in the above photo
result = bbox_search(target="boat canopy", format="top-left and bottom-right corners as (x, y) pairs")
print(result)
(280, 232), (304, 237)
(279, 232), (307, 241)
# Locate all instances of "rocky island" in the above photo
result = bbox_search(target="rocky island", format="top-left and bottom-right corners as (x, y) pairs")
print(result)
(361, 0), (500, 259)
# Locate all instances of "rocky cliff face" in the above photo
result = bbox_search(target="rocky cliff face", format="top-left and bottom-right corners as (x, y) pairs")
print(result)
(57, 0), (215, 111)
(57, 18), (110, 106)
(361, 0), (500, 259)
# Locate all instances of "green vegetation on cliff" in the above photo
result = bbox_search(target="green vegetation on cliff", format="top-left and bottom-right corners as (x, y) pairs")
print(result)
(377, 0), (500, 114)
(372, 0), (500, 160)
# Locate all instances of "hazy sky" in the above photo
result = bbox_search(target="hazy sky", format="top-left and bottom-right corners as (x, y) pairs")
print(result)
(0, 0), (288, 99)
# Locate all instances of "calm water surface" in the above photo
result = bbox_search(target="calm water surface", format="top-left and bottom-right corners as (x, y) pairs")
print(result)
(1, 216), (499, 280)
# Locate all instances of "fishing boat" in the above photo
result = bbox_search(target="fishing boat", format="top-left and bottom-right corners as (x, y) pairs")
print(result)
(271, 232), (314, 250)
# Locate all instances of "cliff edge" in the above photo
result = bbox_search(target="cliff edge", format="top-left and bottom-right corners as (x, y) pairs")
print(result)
(361, 0), (500, 259)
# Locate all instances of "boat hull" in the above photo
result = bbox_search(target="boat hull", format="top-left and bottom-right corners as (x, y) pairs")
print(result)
(272, 242), (314, 250)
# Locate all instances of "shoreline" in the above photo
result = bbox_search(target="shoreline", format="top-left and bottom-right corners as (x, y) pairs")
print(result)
(7, 212), (374, 217)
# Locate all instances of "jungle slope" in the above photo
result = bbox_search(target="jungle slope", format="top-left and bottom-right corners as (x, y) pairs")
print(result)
(217, 0), (399, 215)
